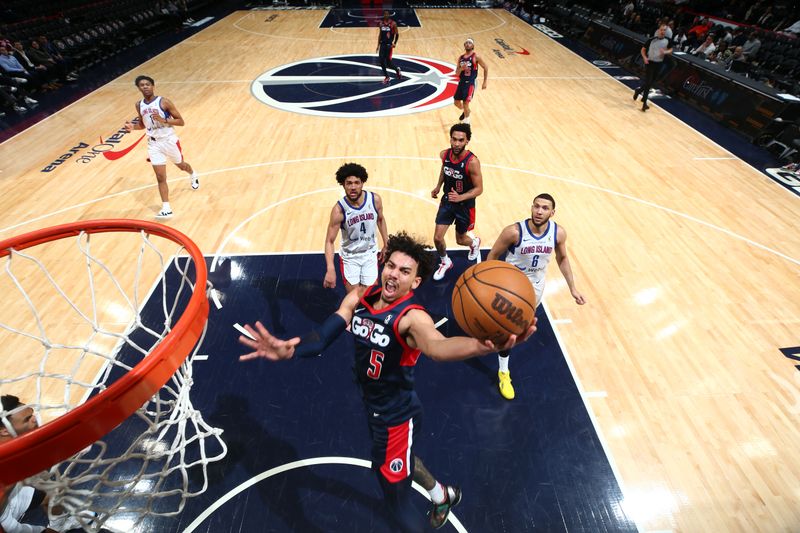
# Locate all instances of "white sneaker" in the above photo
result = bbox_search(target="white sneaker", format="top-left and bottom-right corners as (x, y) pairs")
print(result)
(433, 256), (453, 281)
(468, 236), (481, 261)
(23, 96), (38, 105)
(156, 209), (173, 219)
(13, 105), (27, 113)
(190, 172), (199, 189)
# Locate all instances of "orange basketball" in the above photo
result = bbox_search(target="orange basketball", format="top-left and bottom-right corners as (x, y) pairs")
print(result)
(451, 260), (537, 344)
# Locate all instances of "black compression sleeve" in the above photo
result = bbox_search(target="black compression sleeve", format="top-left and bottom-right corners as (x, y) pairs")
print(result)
(294, 313), (348, 358)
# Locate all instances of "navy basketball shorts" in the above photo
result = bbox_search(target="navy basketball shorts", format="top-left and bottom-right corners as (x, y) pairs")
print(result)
(454, 80), (475, 102)
(435, 201), (475, 234)
(379, 43), (394, 62)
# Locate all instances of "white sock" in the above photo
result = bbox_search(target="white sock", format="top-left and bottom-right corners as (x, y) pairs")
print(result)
(428, 481), (445, 504)
(463, 116), (471, 124)
(472, 237), (479, 247)
(439, 253), (448, 262)
(498, 354), (509, 372)
(162, 202), (171, 212)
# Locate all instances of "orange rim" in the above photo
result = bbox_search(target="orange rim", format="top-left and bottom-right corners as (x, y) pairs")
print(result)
(0, 220), (208, 484)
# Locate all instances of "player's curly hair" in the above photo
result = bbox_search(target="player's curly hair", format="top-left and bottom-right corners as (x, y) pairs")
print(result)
(335, 163), (369, 185)
(450, 123), (472, 141)
(134, 75), (155, 86)
(1, 395), (22, 412)
(384, 232), (437, 283)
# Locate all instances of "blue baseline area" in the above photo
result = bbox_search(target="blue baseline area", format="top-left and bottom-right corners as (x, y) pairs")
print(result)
(102, 251), (635, 532)
(320, 8), (421, 29)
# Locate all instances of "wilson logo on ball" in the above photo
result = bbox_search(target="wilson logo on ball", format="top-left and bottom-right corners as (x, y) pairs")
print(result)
(491, 293), (530, 330)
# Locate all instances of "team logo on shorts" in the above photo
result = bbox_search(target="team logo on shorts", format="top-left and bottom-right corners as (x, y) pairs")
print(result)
(389, 458), (404, 473)
(251, 54), (458, 117)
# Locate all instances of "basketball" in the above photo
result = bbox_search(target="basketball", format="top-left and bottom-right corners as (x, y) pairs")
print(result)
(451, 260), (537, 344)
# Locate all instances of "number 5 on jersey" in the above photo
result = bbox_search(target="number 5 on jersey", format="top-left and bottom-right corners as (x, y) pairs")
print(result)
(367, 349), (384, 379)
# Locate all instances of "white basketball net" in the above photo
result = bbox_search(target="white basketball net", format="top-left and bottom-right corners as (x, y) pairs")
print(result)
(0, 228), (226, 532)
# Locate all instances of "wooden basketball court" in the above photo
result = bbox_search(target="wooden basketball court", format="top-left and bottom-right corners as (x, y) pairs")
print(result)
(1, 8), (799, 532)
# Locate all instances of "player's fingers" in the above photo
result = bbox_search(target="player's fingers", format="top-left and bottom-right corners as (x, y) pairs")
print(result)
(238, 335), (259, 349)
(286, 337), (301, 348)
(254, 321), (273, 339)
(238, 352), (260, 362)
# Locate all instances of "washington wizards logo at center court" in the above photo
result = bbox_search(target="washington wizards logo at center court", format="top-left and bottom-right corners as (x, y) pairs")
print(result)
(250, 54), (458, 118)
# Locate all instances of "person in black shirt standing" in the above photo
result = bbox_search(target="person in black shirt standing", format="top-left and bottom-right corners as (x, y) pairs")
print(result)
(376, 11), (401, 85)
(633, 25), (673, 112)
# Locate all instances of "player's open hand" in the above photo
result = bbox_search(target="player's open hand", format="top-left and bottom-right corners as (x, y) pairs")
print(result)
(481, 319), (537, 352)
(447, 191), (462, 202)
(239, 321), (301, 362)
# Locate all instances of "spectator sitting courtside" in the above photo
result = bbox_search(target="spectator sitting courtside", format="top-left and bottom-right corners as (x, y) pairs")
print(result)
(741, 32), (761, 60)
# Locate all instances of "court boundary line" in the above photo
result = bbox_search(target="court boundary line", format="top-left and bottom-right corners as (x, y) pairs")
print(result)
(233, 7), (506, 41)
(2, 156), (798, 268)
(509, 12), (800, 202)
(543, 301), (639, 531)
(181, 455), (468, 532)
(0, 15), (228, 147)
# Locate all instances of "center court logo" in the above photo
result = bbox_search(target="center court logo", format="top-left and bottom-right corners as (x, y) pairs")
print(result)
(250, 54), (458, 118)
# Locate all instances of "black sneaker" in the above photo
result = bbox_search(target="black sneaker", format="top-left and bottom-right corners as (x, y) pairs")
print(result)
(458, 112), (465, 121)
(429, 485), (462, 529)
(633, 88), (641, 100)
(641, 103), (650, 111)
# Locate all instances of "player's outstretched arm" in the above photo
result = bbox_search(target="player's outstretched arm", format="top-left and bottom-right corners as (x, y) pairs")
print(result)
(374, 193), (389, 261)
(401, 309), (536, 362)
(554, 225), (586, 305)
(239, 290), (359, 362)
(476, 54), (489, 89)
(323, 203), (344, 288)
(486, 223), (519, 261)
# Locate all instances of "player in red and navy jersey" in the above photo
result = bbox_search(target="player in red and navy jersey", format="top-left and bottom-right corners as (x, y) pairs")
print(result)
(376, 11), (401, 85)
(430, 123), (483, 281)
(453, 38), (489, 124)
(239, 232), (535, 531)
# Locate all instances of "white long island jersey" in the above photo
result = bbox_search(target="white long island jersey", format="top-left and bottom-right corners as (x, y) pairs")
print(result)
(505, 219), (557, 285)
(138, 96), (175, 140)
(338, 191), (378, 258)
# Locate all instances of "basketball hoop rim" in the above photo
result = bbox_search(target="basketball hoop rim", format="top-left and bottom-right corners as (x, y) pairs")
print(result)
(0, 219), (209, 485)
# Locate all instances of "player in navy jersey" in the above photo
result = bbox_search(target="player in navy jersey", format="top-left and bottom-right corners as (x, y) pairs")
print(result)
(431, 123), (483, 281)
(486, 193), (586, 400)
(453, 38), (488, 124)
(376, 11), (401, 85)
(323, 163), (389, 295)
(239, 232), (535, 531)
